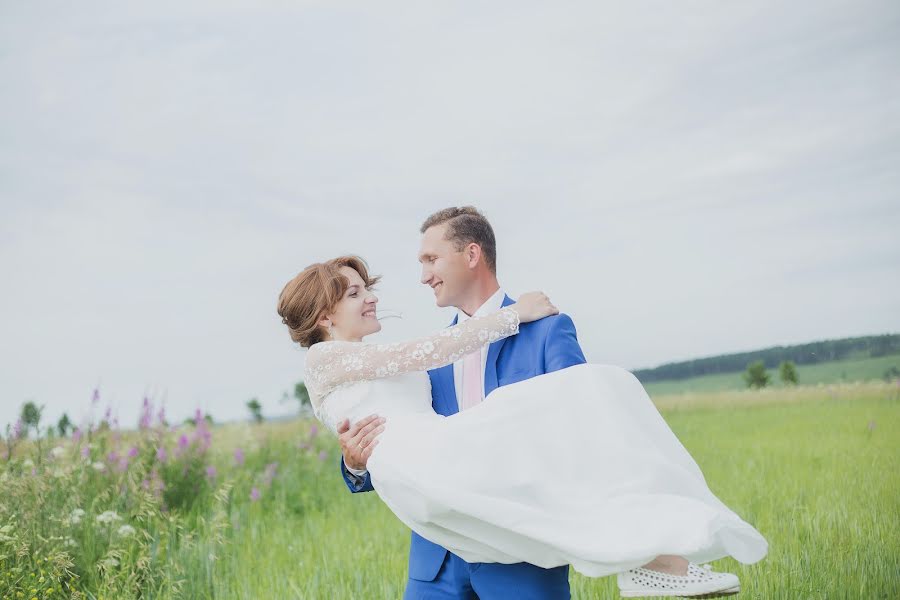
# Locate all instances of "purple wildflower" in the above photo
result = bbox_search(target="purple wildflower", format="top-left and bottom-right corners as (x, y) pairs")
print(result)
(250, 487), (261, 502)
(80, 446), (90, 459)
(318, 450), (328, 462)
(92, 388), (100, 405)
(156, 405), (166, 426)
(193, 416), (212, 452)
(156, 446), (167, 463)
(107, 451), (119, 464)
(72, 428), (82, 443)
(12, 419), (23, 440)
(127, 446), (139, 459)
(205, 465), (217, 480)
(139, 397), (153, 429)
(234, 447), (245, 466)
(309, 424), (319, 438)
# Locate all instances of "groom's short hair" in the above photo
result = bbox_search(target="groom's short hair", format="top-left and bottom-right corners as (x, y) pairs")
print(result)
(420, 206), (497, 274)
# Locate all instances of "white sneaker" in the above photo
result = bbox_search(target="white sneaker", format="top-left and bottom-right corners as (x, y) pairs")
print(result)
(617, 562), (741, 598)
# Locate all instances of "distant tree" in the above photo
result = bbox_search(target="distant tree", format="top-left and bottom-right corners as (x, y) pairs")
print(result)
(20, 401), (46, 464)
(246, 398), (263, 424)
(742, 361), (770, 389)
(294, 381), (311, 413)
(779, 361), (798, 385)
(882, 365), (900, 382)
(57, 413), (73, 437)
(20, 401), (44, 438)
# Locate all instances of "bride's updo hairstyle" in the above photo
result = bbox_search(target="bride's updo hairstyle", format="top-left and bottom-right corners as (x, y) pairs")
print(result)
(277, 255), (381, 348)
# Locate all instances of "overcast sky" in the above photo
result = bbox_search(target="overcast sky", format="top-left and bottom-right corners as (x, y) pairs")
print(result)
(1, 1), (898, 431)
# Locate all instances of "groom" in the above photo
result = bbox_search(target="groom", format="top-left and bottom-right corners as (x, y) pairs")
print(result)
(336, 206), (586, 599)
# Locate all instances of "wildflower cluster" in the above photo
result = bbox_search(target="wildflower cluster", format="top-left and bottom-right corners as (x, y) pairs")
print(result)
(0, 388), (332, 599)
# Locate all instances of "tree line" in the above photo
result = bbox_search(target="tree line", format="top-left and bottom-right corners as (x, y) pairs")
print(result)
(633, 334), (900, 383)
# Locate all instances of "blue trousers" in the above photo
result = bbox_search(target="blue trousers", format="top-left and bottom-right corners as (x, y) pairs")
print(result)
(403, 552), (570, 600)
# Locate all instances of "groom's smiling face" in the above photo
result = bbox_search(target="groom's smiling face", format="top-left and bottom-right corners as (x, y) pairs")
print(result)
(418, 223), (473, 309)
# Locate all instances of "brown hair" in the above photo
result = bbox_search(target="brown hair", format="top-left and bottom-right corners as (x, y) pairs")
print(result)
(420, 206), (497, 273)
(277, 255), (381, 347)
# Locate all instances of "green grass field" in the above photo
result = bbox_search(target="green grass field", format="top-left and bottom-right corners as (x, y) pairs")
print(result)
(2, 382), (898, 599)
(641, 353), (900, 397)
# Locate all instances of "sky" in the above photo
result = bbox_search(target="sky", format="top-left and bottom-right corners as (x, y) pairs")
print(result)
(1, 1), (899, 431)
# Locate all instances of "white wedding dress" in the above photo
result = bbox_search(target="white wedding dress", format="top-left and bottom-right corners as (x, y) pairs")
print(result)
(304, 308), (767, 577)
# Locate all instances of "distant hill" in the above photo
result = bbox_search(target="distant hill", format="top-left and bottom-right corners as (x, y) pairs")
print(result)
(633, 334), (900, 383)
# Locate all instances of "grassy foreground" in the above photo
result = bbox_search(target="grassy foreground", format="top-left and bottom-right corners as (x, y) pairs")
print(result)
(2, 383), (898, 599)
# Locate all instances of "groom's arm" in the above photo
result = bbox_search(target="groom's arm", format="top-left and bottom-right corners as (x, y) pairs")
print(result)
(336, 416), (382, 494)
(341, 456), (374, 493)
(543, 313), (586, 372)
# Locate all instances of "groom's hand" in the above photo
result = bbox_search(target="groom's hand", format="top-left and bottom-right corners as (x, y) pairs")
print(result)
(338, 415), (386, 472)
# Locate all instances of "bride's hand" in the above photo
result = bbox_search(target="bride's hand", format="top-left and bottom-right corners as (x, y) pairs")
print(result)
(511, 291), (559, 323)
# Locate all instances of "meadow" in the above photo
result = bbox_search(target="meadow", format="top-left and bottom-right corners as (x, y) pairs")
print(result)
(1, 381), (898, 599)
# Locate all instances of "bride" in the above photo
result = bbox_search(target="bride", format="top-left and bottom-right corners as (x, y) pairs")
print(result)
(278, 256), (767, 598)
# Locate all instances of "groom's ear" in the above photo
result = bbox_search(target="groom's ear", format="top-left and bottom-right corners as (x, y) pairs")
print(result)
(465, 242), (482, 269)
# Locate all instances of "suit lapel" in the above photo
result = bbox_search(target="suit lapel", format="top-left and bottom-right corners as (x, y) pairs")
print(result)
(484, 294), (515, 396)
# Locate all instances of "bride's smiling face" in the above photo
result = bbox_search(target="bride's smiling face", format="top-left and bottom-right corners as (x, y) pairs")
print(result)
(322, 266), (381, 342)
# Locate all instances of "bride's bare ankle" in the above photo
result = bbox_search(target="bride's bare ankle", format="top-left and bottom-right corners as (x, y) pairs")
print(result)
(641, 555), (688, 576)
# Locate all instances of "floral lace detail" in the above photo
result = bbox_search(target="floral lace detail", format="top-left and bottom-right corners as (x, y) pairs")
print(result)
(303, 307), (520, 414)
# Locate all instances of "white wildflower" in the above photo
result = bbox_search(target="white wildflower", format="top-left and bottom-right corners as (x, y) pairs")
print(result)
(22, 458), (34, 468)
(65, 537), (77, 548)
(91, 461), (106, 472)
(70, 509), (86, 525)
(50, 446), (66, 459)
(95, 510), (121, 525)
(117, 524), (136, 537)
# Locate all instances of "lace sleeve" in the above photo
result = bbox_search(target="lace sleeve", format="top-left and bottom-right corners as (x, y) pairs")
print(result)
(303, 306), (520, 408)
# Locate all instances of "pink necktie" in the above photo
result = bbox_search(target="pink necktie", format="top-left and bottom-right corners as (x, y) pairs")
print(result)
(460, 349), (483, 411)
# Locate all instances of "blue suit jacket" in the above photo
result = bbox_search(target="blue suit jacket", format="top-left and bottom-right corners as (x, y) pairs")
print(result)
(340, 295), (587, 581)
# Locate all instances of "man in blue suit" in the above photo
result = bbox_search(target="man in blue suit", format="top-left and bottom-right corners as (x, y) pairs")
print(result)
(336, 206), (586, 599)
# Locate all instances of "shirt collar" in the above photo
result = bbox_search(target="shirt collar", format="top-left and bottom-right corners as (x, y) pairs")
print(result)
(457, 288), (506, 324)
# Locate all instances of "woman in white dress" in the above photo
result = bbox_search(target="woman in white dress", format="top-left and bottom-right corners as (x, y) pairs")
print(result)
(278, 256), (768, 598)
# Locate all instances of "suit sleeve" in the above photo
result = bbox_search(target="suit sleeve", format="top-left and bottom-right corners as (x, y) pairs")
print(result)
(340, 456), (375, 493)
(543, 313), (587, 373)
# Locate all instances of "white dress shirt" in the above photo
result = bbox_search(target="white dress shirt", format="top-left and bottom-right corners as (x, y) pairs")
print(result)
(346, 288), (506, 479)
